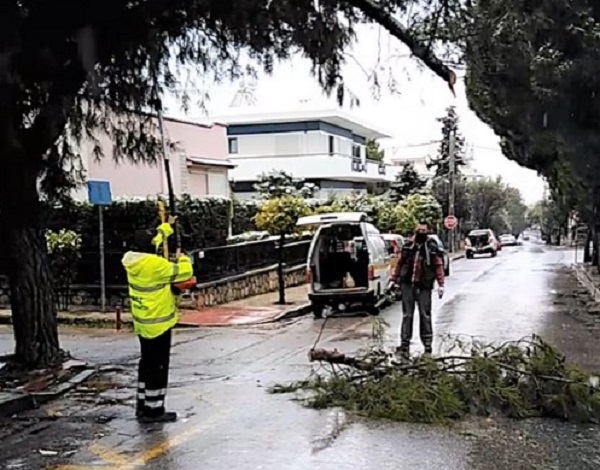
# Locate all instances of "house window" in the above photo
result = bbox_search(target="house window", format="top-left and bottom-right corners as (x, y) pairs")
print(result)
(328, 135), (335, 155)
(228, 137), (238, 154)
(352, 145), (361, 159)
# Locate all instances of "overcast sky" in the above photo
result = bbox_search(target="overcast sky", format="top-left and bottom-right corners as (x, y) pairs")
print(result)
(164, 24), (545, 204)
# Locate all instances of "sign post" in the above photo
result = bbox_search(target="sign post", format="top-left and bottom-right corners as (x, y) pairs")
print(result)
(87, 180), (112, 312)
(444, 215), (458, 251)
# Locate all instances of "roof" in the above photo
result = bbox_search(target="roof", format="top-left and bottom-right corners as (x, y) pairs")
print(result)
(210, 109), (393, 140)
(296, 212), (368, 227)
(187, 156), (236, 168)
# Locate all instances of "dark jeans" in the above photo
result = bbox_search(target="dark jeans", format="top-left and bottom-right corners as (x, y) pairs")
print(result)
(136, 328), (172, 417)
(400, 284), (433, 350)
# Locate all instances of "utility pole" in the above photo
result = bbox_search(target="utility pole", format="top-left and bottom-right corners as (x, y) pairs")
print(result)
(448, 129), (456, 253)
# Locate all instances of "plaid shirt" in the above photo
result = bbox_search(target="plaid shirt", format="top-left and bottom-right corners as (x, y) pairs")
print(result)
(393, 240), (445, 287)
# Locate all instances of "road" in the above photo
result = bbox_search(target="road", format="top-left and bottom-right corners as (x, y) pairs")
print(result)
(1, 241), (600, 470)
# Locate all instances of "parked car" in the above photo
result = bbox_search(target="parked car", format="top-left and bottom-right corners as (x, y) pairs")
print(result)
(297, 212), (391, 318)
(428, 234), (451, 277)
(499, 234), (517, 246)
(466, 229), (498, 258)
(381, 234), (404, 271)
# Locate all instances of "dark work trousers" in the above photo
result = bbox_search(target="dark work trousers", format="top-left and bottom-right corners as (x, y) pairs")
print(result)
(136, 328), (173, 417)
(400, 283), (433, 350)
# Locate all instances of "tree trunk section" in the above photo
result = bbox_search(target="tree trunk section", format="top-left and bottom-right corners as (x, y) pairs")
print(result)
(584, 229), (592, 263)
(0, 153), (60, 369)
(7, 226), (60, 367)
(277, 234), (286, 305)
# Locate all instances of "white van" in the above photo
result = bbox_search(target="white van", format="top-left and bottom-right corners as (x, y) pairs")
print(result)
(297, 212), (391, 318)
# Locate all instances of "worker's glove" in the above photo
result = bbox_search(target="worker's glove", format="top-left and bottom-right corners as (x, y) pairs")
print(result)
(437, 287), (445, 299)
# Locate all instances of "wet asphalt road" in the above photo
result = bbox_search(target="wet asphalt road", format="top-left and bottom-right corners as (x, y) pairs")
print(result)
(1, 241), (599, 470)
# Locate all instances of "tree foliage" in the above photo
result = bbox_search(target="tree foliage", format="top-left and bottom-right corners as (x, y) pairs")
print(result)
(388, 163), (427, 203)
(366, 139), (384, 161)
(427, 106), (467, 178)
(272, 333), (600, 424)
(430, 176), (471, 221)
(395, 194), (443, 236)
(254, 170), (317, 199)
(467, 177), (509, 233)
(464, 0), (599, 248)
(254, 197), (311, 236)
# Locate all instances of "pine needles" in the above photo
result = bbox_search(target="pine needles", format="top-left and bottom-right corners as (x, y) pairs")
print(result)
(269, 334), (600, 424)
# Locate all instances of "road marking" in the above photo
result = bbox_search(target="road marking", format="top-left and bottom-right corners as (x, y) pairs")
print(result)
(50, 404), (230, 470)
(89, 444), (130, 466)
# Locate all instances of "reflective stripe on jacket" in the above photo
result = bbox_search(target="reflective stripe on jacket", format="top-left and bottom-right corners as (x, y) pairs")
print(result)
(122, 251), (194, 339)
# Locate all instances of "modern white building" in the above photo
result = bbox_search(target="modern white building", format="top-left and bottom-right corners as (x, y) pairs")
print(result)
(210, 109), (396, 199)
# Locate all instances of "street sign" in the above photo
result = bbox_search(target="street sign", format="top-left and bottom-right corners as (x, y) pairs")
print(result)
(444, 215), (458, 230)
(87, 180), (112, 206)
(87, 180), (112, 313)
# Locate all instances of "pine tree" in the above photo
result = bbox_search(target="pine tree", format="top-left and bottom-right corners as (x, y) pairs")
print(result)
(389, 163), (427, 202)
(428, 106), (466, 177)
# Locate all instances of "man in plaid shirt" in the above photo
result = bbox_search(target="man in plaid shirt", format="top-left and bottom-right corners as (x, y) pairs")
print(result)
(390, 221), (445, 357)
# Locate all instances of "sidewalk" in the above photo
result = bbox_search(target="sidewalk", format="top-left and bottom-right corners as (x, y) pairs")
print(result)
(178, 285), (310, 326)
(0, 284), (311, 329)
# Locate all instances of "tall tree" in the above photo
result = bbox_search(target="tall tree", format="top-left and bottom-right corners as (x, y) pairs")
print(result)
(427, 106), (467, 178)
(467, 177), (509, 234)
(0, 1), (458, 368)
(503, 187), (528, 237)
(465, 0), (600, 257)
(388, 163), (426, 202)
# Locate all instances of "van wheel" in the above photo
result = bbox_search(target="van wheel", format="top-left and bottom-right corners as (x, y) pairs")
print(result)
(491, 251), (497, 258)
(466, 252), (473, 259)
(312, 303), (323, 319)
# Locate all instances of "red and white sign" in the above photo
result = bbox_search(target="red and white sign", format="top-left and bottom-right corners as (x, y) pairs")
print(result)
(444, 215), (458, 230)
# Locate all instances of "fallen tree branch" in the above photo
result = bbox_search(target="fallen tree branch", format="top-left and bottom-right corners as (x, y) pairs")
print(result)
(277, 335), (600, 424)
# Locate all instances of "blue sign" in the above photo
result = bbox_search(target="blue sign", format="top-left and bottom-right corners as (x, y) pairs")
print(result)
(87, 180), (112, 206)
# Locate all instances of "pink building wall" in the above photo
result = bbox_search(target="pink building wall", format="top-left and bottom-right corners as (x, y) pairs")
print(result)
(83, 118), (230, 199)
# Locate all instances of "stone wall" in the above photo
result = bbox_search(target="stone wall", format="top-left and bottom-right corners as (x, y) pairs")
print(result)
(0, 264), (306, 311)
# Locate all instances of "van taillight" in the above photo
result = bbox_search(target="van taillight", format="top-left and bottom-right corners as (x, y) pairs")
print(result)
(306, 268), (312, 284)
(368, 265), (375, 281)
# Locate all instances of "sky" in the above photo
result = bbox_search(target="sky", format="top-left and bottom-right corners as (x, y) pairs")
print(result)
(163, 24), (545, 204)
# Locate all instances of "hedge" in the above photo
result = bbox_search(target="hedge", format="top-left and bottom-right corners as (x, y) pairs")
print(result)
(0, 195), (232, 280)
(42, 195), (231, 253)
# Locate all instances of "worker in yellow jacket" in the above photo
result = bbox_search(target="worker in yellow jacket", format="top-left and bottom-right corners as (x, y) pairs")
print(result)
(122, 216), (195, 423)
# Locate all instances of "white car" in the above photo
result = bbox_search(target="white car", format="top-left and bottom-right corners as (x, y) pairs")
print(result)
(499, 234), (517, 246)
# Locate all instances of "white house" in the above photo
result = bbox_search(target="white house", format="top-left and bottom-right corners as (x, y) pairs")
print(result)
(210, 109), (395, 199)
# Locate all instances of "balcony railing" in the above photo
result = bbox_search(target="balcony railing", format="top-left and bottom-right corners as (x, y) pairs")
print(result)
(351, 156), (367, 173)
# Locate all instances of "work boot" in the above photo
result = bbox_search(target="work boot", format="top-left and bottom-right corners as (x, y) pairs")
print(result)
(137, 411), (178, 424)
(423, 346), (433, 357)
(395, 345), (409, 359)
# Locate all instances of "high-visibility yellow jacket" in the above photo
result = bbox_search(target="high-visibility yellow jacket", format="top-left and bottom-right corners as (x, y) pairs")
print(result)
(121, 224), (194, 339)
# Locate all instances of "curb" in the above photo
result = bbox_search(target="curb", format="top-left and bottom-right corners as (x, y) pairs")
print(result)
(0, 366), (97, 417)
(573, 264), (600, 303)
(270, 303), (312, 323)
(451, 254), (465, 261)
